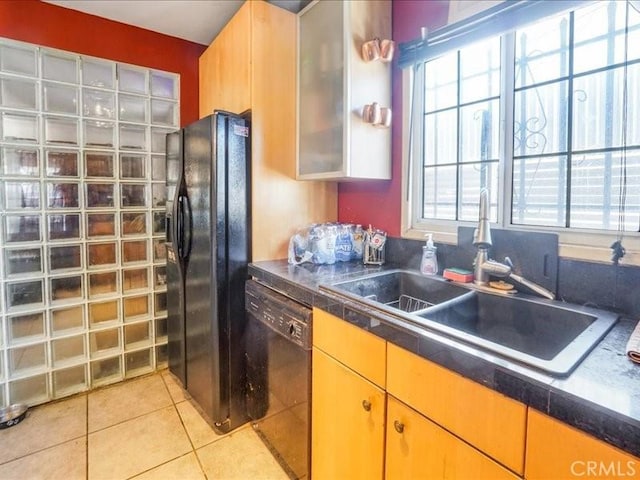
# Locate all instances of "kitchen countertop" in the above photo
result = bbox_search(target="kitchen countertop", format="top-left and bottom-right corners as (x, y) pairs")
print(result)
(249, 259), (640, 458)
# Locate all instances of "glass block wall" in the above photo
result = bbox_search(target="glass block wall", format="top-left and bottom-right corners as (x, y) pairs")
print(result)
(0, 38), (178, 406)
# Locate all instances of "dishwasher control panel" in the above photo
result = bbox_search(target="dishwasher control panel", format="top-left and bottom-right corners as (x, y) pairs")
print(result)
(245, 280), (312, 349)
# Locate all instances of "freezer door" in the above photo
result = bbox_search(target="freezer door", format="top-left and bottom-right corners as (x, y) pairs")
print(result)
(166, 130), (187, 386)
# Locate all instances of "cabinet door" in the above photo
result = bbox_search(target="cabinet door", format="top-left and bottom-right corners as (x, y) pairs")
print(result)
(386, 396), (519, 480)
(387, 343), (526, 475)
(526, 409), (639, 480)
(312, 347), (385, 480)
(199, 1), (251, 117)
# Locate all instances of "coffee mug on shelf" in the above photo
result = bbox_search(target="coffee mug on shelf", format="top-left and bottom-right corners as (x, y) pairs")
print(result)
(361, 38), (381, 62)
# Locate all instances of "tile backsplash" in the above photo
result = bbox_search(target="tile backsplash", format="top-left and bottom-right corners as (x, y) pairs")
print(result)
(387, 235), (640, 318)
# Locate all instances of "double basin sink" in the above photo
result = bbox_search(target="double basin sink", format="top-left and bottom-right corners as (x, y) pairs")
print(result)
(320, 270), (618, 376)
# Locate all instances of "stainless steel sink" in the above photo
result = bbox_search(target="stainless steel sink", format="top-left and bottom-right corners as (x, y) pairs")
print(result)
(321, 269), (469, 315)
(320, 270), (619, 376)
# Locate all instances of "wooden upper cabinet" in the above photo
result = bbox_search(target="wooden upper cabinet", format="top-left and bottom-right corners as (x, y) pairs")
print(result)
(198, 0), (337, 261)
(199, 2), (251, 116)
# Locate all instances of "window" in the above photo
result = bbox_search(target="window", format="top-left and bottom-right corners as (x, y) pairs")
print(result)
(407, 1), (640, 252)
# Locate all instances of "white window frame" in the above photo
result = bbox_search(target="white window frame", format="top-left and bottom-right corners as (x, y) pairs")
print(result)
(401, 24), (640, 266)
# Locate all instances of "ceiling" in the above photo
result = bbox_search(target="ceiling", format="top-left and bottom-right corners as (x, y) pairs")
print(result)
(44, 0), (311, 46)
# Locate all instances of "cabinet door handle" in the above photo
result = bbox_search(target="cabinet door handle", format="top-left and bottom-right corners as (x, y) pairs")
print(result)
(362, 400), (372, 412)
(394, 420), (405, 434)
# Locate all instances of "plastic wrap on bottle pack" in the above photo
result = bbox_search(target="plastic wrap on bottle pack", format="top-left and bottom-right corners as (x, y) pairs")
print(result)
(288, 222), (363, 265)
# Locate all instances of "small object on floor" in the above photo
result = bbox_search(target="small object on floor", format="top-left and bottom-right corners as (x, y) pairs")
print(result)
(626, 320), (640, 364)
(0, 403), (28, 428)
(443, 268), (474, 283)
(489, 280), (515, 291)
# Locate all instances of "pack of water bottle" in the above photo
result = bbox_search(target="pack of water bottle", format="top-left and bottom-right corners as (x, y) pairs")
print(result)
(288, 223), (364, 265)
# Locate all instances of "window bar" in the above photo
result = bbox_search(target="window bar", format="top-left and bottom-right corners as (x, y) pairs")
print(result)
(455, 50), (462, 221)
(564, 11), (576, 228)
(557, 18), (569, 227)
(515, 32), (528, 223)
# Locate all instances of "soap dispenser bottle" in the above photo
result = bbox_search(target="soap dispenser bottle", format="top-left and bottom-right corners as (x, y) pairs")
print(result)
(420, 234), (438, 275)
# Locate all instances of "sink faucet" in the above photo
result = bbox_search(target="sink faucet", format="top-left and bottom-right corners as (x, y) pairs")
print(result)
(472, 189), (556, 300)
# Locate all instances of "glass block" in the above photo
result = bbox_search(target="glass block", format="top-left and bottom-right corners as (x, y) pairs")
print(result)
(155, 317), (168, 340)
(45, 116), (78, 145)
(2, 112), (38, 143)
(154, 266), (167, 288)
(125, 322), (150, 349)
(89, 300), (119, 326)
(90, 356), (122, 384)
(154, 292), (167, 315)
(52, 335), (86, 366)
(119, 94), (148, 123)
(4, 181), (40, 209)
(151, 155), (166, 181)
(8, 311), (45, 344)
(43, 51), (78, 83)
(47, 213), (81, 241)
(155, 343), (168, 367)
(120, 153), (146, 179)
(86, 183), (114, 208)
(2, 147), (39, 176)
(151, 184), (166, 208)
(119, 124), (147, 150)
(123, 268), (148, 292)
(87, 213), (115, 237)
(122, 240), (147, 263)
(124, 295), (149, 320)
(46, 150), (78, 177)
(87, 242), (116, 267)
(82, 59), (114, 88)
(10, 343), (46, 376)
(151, 128), (173, 153)
(151, 71), (177, 99)
(4, 214), (40, 243)
(46, 183), (79, 208)
(89, 328), (120, 357)
(43, 82), (78, 114)
(9, 374), (48, 405)
(125, 349), (152, 377)
(51, 305), (85, 334)
(121, 212), (147, 236)
(89, 271), (118, 298)
(83, 120), (114, 148)
(53, 365), (87, 397)
(82, 88), (115, 119)
(50, 275), (83, 302)
(153, 239), (166, 263)
(85, 152), (114, 178)
(121, 184), (146, 207)
(6, 280), (43, 309)
(1, 43), (37, 76)
(49, 245), (82, 271)
(151, 100), (176, 126)
(5, 247), (42, 276)
(118, 65), (147, 94)
(1, 77), (37, 110)
(152, 212), (165, 235)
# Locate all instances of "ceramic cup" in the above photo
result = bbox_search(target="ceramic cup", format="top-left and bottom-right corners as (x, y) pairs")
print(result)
(380, 39), (395, 62)
(375, 107), (392, 128)
(363, 102), (382, 124)
(361, 38), (381, 62)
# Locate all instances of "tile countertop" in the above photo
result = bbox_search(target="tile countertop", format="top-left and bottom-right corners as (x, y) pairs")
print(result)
(248, 259), (640, 458)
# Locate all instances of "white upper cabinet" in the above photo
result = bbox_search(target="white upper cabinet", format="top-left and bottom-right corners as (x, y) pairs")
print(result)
(297, 0), (392, 181)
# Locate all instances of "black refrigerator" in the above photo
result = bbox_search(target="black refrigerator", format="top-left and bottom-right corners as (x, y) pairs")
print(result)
(166, 111), (250, 434)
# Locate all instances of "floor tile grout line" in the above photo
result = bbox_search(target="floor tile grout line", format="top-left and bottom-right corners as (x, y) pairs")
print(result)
(0, 434), (88, 468)
(124, 451), (199, 480)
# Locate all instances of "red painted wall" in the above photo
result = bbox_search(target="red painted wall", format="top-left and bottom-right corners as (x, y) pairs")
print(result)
(0, 0), (206, 127)
(338, 1), (449, 236)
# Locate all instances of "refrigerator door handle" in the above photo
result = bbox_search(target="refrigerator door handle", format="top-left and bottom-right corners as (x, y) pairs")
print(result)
(176, 194), (185, 259)
(182, 194), (193, 260)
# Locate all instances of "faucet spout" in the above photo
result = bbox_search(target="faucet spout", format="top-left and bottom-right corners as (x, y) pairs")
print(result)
(473, 189), (492, 249)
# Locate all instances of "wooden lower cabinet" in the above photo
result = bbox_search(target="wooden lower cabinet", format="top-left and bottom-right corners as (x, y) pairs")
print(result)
(311, 347), (385, 480)
(386, 395), (520, 479)
(525, 409), (640, 480)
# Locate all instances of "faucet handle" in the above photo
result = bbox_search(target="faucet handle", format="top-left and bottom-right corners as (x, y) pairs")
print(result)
(504, 256), (514, 269)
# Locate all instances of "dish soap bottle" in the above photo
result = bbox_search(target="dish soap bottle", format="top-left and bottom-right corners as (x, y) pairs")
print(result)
(420, 234), (438, 275)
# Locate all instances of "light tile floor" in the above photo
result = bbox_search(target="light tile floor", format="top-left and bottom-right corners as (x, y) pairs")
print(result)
(0, 371), (290, 480)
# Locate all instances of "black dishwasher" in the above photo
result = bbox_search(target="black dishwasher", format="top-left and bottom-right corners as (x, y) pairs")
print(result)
(245, 279), (312, 480)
